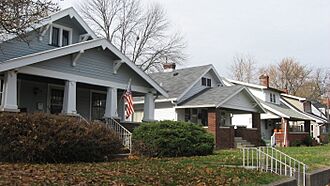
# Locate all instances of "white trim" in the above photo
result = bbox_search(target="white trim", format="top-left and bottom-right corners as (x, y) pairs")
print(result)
(0, 77), (3, 107)
(0, 38), (168, 97)
(71, 50), (84, 66)
(216, 87), (266, 113)
(175, 104), (216, 109)
(134, 98), (176, 104)
(113, 60), (123, 74)
(281, 93), (306, 101)
(18, 66), (154, 94)
(2, 7), (97, 42)
(49, 23), (73, 47)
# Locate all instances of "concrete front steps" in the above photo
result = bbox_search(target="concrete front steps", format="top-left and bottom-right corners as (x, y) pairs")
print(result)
(235, 137), (255, 148)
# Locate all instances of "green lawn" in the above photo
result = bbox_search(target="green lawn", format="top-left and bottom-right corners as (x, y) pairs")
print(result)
(279, 144), (330, 170)
(0, 149), (279, 185)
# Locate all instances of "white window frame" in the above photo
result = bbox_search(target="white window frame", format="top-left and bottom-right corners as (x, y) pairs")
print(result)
(49, 23), (73, 47)
(0, 77), (4, 107)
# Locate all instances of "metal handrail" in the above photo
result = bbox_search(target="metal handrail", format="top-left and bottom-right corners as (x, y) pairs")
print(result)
(105, 118), (132, 152)
(242, 147), (307, 186)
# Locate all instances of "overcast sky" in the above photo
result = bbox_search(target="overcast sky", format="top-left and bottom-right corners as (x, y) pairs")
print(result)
(56, 0), (330, 76)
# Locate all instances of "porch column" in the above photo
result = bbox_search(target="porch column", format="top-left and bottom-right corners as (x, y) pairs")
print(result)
(143, 93), (155, 121)
(62, 80), (77, 115)
(104, 87), (118, 118)
(281, 118), (289, 147)
(1, 70), (19, 112)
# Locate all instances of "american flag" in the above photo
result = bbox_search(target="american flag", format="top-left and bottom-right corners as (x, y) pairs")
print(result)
(123, 81), (134, 119)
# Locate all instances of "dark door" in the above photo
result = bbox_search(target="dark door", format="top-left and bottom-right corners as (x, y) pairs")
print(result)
(91, 92), (106, 120)
(50, 88), (64, 114)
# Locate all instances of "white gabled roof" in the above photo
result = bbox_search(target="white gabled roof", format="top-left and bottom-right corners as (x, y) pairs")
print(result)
(0, 38), (168, 97)
(281, 93), (306, 101)
(1, 7), (97, 42)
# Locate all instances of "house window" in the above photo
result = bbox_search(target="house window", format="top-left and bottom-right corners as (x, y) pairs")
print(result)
(50, 24), (72, 47)
(91, 92), (106, 121)
(201, 77), (211, 87)
(51, 27), (60, 46)
(269, 93), (276, 103)
(202, 78), (207, 86)
(0, 78), (4, 106)
(62, 30), (69, 46)
(207, 79), (211, 86)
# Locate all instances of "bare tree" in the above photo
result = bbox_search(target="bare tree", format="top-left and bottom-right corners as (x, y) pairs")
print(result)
(229, 54), (257, 83)
(262, 57), (312, 95)
(0, 0), (59, 43)
(79, 0), (186, 72)
(296, 68), (330, 101)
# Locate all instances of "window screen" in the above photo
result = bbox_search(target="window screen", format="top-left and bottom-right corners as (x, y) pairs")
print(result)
(62, 30), (69, 46)
(51, 27), (60, 46)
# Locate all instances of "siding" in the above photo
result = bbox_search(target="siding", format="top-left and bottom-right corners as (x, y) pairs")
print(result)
(222, 91), (259, 112)
(31, 48), (151, 88)
(0, 30), (55, 62)
(0, 15), (88, 63)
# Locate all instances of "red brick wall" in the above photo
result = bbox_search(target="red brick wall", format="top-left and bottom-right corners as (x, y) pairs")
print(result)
(288, 132), (309, 146)
(236, 127), (261, 146)
(207, 108), (235, 149)
(217, 127), (235, 149)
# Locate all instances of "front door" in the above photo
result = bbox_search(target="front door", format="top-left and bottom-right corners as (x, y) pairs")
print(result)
(91, 92), (106, 121)
(49, 87), (64, 114)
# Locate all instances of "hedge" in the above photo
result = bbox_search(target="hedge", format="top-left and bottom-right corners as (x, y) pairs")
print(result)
(0, 113), (122, 163)
(132, 120), (214, 157)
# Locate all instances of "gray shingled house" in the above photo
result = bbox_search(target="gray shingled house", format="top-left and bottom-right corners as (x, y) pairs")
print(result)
(134, 64), (266, 149)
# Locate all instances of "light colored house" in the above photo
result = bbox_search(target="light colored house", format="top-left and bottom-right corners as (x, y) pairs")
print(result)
(224, 75), (314, 147)
(281, 94), (329, 142)
(0, 8), (168, 122)
(134, 64), (266, 149)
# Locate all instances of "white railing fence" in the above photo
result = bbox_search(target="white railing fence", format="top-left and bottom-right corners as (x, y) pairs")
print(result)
(105, 118), (132, 152)
(242, 147), (307, 186)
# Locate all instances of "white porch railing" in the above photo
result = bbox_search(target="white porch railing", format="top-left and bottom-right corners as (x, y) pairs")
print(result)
(105, 118), (132, 152)
(242, 147), (307, 186)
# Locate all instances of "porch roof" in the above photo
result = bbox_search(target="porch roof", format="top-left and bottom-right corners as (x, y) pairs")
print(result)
(0, 38), (168, 97)
(176, 85), (266, 113)
(260, 100), (311, 121)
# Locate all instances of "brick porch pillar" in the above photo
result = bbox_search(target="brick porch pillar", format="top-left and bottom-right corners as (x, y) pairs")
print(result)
(252, 112), (261, 145)
(208, 108), (220, 148)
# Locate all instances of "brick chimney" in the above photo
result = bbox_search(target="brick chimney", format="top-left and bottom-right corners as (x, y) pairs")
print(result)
(259, 74), (269, 87)
(163, 63), (176, 72)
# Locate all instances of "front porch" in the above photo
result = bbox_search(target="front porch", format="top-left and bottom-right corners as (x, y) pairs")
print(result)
(0, 72), (156, 122)
(176, 107), (263, 149)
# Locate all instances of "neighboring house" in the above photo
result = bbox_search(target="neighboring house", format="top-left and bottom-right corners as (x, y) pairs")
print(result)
(281, 94), (329, 142)
(0, 8), (168, 122)
(224, 74), (313, 147)
(134, 64), (266, 149)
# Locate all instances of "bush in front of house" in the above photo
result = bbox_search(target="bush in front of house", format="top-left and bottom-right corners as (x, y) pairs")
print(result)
(132, 120), (214, 157)
(0, 113), (122, 163)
